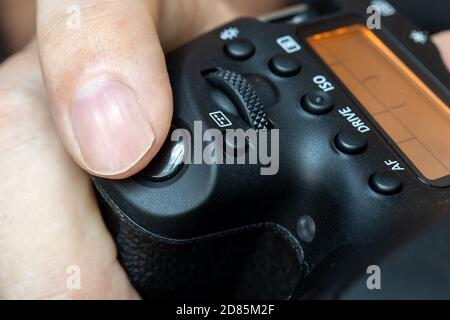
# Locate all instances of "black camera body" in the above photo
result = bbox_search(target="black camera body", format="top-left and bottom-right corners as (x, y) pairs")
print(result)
(94, 0), (450, 299)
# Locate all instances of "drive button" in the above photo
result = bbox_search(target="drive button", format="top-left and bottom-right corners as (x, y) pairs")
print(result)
(334, 129), (368, 155)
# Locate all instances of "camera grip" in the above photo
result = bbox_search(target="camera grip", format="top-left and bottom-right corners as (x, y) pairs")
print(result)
(102, 201), (304, 300)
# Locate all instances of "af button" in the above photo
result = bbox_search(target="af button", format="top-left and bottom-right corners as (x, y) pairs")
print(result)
(369, 170), (403, 195)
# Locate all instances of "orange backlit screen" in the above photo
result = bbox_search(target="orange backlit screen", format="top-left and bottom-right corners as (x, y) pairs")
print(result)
(308, 24), (450, 181)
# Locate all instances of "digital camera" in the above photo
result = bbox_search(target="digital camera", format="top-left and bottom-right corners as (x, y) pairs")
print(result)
(94, 0), (450, 299)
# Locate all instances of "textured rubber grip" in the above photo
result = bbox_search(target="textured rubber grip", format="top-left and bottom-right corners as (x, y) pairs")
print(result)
(100, 196), (305, 299)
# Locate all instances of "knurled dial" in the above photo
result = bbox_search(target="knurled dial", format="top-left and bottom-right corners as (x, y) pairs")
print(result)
(206, 69), (270, 129)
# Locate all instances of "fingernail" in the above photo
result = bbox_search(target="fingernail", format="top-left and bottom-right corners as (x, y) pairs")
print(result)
(71, 79), (154, 175)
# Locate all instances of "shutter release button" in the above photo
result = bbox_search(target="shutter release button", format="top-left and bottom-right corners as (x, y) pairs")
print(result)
(141, 128), (186, 182)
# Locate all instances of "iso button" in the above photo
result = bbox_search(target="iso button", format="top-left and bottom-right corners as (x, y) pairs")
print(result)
(302, 90), (334, 115)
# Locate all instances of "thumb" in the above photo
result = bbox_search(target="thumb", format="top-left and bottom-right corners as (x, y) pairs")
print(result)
(37, 0), (172, 179)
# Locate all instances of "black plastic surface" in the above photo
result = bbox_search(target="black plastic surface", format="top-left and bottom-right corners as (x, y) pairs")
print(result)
(94, 0), (450, 299)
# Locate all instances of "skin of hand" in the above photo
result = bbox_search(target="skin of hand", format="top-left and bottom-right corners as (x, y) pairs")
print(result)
(0, 0), (287, 181)
(0, 0), (287, 300)
(0, 0), (449, 300)
(35, 0), (286, 180)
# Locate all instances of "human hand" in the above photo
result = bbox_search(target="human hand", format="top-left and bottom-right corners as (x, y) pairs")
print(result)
(2, 2), (449, 180)
(0, 42), (140, 299)
(34, 0), (287, 179)
(0, 1), (449, 300)
(0, 0), (287, 299)
(434, 30), (450, 68)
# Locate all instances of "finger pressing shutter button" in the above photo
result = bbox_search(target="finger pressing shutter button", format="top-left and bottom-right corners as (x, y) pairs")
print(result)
(334, 129), (368, 155)
(224, 39), (255, 60)
(141, 128), (186, 182)
(369, 170), (403, 195)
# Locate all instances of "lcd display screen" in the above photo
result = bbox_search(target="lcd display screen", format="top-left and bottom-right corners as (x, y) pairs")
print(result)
(308, 24), (450, 181)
